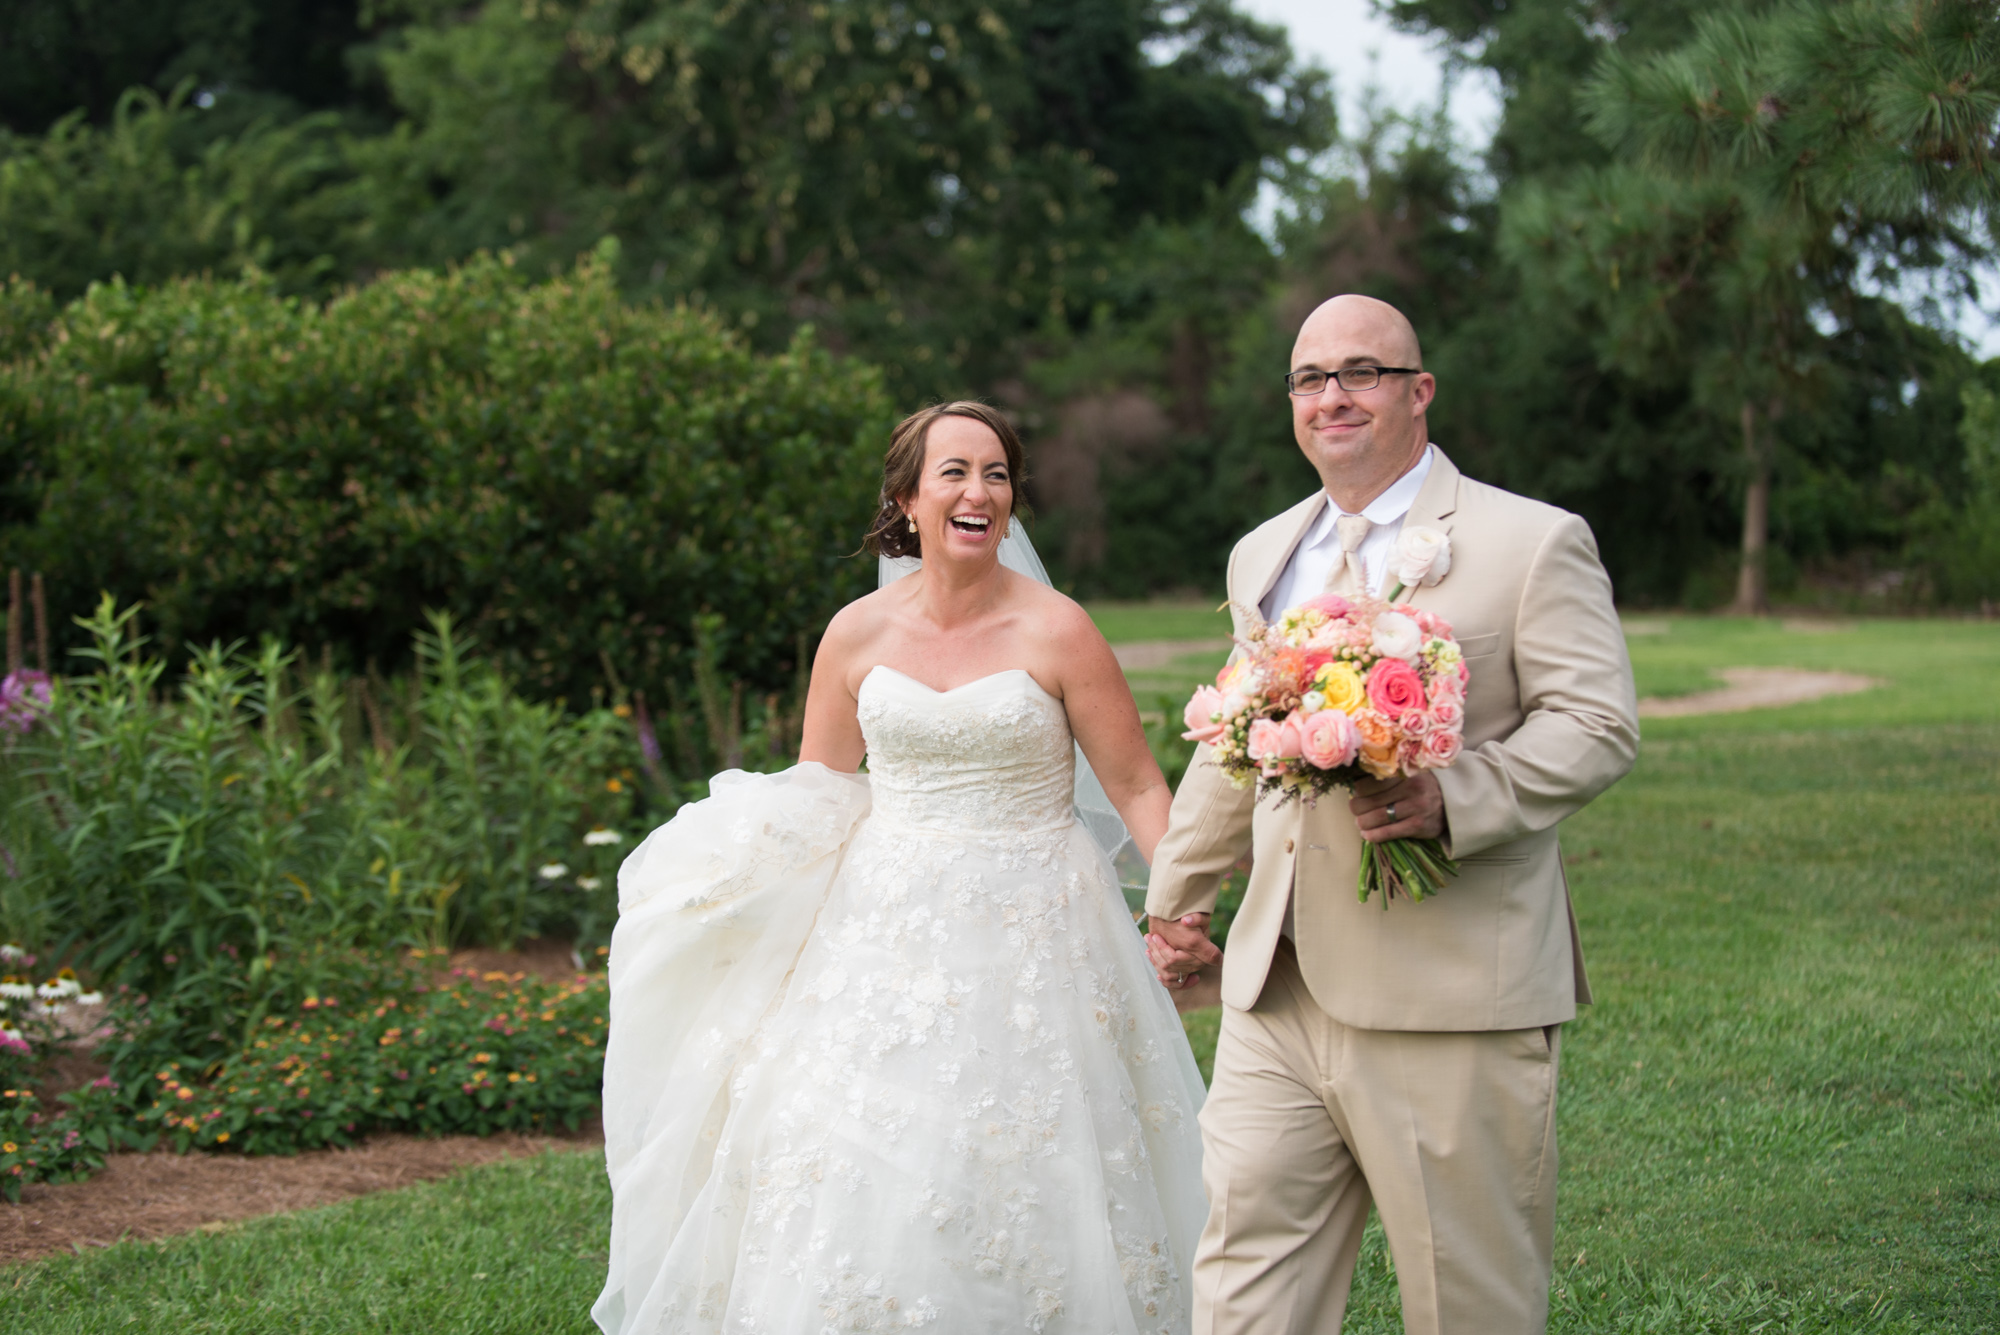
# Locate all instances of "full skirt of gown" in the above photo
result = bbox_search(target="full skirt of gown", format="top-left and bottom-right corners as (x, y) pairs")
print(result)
(593, 667), (1208, 1334)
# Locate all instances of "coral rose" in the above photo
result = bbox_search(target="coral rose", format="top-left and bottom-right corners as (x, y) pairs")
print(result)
(1181, 686), (1227, 743)
(1297, 709), (1360, 770)
(1366, 659), (1427, 716)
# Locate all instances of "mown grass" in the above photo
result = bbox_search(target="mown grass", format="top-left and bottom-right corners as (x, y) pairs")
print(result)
(4, 1149), (610, 1332)
(5, 614), (1995, 1332)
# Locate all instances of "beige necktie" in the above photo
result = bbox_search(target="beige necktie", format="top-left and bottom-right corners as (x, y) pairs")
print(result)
(1328, 514), (1373, 595)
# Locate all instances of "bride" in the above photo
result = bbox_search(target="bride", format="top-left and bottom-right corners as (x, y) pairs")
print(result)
(593, 402), (1208, 1334)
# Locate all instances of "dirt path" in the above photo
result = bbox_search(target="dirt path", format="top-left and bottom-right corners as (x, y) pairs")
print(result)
(1112, 639), (1231, 672)
(1638, 667), (1880, 718)
(0, 1122), (602, 1265)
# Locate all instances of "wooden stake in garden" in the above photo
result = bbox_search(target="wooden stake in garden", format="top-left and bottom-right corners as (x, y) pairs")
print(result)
(6, 568), (20, 677)
(31, 572), (48, 674)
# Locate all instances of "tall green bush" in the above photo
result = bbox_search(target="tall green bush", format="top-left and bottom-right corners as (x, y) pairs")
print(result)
(0, 245), (892, 701)
(3, 598), (640, 1064)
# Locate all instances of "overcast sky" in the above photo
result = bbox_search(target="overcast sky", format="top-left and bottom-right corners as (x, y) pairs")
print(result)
(1237, 0), (2000, 359)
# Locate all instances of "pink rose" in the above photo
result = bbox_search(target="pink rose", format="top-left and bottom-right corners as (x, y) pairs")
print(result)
(1366, 659), (1427, 716)
(1247, 717), (1303, 765)
(1429, 673), (1464, 706)
(1297, 709), (1360, 769)
(1422, 729), (1462, 766)
(1399, 739), (1426, 772)
(1428, 700), (1463, 733)
(1398, 708), (1433, 739)
(1296, 592), (1353, 619)
(1181, 686), (1228, 743)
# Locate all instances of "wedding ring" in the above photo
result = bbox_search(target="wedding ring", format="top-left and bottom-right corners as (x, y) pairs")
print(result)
(1387, 802), (1398, 822)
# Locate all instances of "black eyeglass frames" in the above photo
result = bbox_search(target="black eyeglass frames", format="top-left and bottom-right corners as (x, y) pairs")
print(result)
(1285, 366), (1421, 396)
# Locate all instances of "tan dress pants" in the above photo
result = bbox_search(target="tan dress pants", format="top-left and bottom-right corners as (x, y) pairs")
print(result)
(1193, 941), (1560, 1335)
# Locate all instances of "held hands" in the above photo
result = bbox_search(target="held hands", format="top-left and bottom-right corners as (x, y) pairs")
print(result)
(1350, 771), (1446, 842)
(1146, 913), (1220, 991)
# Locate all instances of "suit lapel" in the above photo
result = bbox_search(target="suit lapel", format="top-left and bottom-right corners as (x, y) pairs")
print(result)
(1241, 491), (1328, 614)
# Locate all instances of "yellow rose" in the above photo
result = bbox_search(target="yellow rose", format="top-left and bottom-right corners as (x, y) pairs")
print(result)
(1315, 662), (1368, 715)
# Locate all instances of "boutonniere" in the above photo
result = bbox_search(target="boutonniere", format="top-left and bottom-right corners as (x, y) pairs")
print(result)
(1387, 526), (1451, 598)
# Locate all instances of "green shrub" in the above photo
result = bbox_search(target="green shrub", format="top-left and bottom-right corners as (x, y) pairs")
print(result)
(0, 244), (892, 701)
(3, 598), (640, 1066)
(132, 963), (608, 1156)
(1909, 382), (2000, 606)
(0, 1079), (138, 1201)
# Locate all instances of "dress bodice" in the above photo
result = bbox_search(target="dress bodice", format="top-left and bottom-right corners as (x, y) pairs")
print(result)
(857, 666), (1076, 836)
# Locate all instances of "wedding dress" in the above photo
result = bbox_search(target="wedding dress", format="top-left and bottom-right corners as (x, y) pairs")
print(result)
(594, 665), (1207, 1335)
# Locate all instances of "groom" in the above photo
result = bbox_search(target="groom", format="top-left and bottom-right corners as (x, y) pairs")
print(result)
(1145, 295), (1638, 1335)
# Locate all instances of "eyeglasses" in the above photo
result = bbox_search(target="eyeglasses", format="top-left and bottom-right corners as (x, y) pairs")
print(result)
(1285, 366), (1420, 396)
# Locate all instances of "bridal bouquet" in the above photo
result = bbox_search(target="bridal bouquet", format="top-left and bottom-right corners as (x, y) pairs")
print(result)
(1181, 529), (1465, 906)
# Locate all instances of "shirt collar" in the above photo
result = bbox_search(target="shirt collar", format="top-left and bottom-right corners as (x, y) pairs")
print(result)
(1301, 445), (1436, 547)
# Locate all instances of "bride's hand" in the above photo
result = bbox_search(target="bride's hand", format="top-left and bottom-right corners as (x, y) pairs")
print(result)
(1146, 913), (1220, 990)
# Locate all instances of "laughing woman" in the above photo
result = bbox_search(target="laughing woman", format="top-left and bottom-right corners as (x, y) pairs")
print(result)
(594, 401), (1207, 1335)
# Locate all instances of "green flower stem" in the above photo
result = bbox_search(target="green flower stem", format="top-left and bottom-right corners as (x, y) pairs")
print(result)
(1357, 836), (1460, 907)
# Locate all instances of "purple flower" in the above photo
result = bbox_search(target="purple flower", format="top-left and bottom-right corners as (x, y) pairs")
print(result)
(0, 670), (51, 734)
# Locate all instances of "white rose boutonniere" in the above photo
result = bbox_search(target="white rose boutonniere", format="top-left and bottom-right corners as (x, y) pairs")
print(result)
(1390, 526), (1451, 594)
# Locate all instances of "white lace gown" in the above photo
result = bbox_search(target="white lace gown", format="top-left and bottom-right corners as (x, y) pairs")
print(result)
(594, 667), (1207, 1335)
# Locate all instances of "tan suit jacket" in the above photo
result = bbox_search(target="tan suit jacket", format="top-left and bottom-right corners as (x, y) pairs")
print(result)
(1146, 448), (1638, 1031)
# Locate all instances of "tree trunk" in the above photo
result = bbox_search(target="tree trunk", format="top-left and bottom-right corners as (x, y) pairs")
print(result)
(1729, 399), (1771, 615)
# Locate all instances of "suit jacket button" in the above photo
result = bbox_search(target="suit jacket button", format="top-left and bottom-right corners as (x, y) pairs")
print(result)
(1285, 838), (1295, 853)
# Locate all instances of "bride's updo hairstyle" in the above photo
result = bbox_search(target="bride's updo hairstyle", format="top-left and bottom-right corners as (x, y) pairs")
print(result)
(864, 401), (1030, 559)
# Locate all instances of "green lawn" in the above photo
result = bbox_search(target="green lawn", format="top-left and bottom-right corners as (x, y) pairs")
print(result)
(5, 615), (1996, 1332)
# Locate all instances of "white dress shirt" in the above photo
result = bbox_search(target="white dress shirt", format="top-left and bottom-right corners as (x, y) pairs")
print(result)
(1259, 446), (1435, 620)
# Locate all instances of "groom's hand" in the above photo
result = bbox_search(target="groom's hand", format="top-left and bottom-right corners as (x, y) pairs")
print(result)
(1350, 772), (1446, 841)
(1146, 913), (1221, 991)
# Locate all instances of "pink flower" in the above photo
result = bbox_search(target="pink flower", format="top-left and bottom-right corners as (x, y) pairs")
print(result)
(1428, 700), (1463, 733)
(1366, 659), (1427, 716)
(1429, 673), (1465, 706)
(1422, 729), (1463, 766)
(1297, 709), (1360, 769)
(1181, 686), (1228, 743)
(1247, 717), (1303, 765)
(1295, 593), (1353, 619)
(1398, 709), (1433, 739)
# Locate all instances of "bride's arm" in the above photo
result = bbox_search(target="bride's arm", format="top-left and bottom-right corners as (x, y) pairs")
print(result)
(1050, 608), (1173, 863)
(797, 605), (869, 772)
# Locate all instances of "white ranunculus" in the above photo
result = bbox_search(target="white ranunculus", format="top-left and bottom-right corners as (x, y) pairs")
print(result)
(1371, 610), (1424, 663)
(1393, 525), (1452, 589)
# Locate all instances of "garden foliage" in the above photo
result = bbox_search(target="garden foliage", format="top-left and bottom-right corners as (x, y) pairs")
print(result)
(0, 246), (892, 699)
(134, 962), (609, 1156)
(0, 597), (649, 1069)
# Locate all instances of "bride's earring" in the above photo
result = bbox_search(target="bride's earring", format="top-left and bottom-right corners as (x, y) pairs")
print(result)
(907, 514), (918, 534)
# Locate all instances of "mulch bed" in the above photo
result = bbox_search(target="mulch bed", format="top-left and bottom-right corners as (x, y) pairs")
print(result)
(2, 938), (605, 1267)
(0, 1122), (603, 1265)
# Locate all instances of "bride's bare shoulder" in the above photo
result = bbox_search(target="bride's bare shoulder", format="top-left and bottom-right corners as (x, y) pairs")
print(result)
(1006, 574), (1104, 648)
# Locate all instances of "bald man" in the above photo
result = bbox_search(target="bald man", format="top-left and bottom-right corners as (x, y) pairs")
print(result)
(1144, 296), (1638, 1335)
